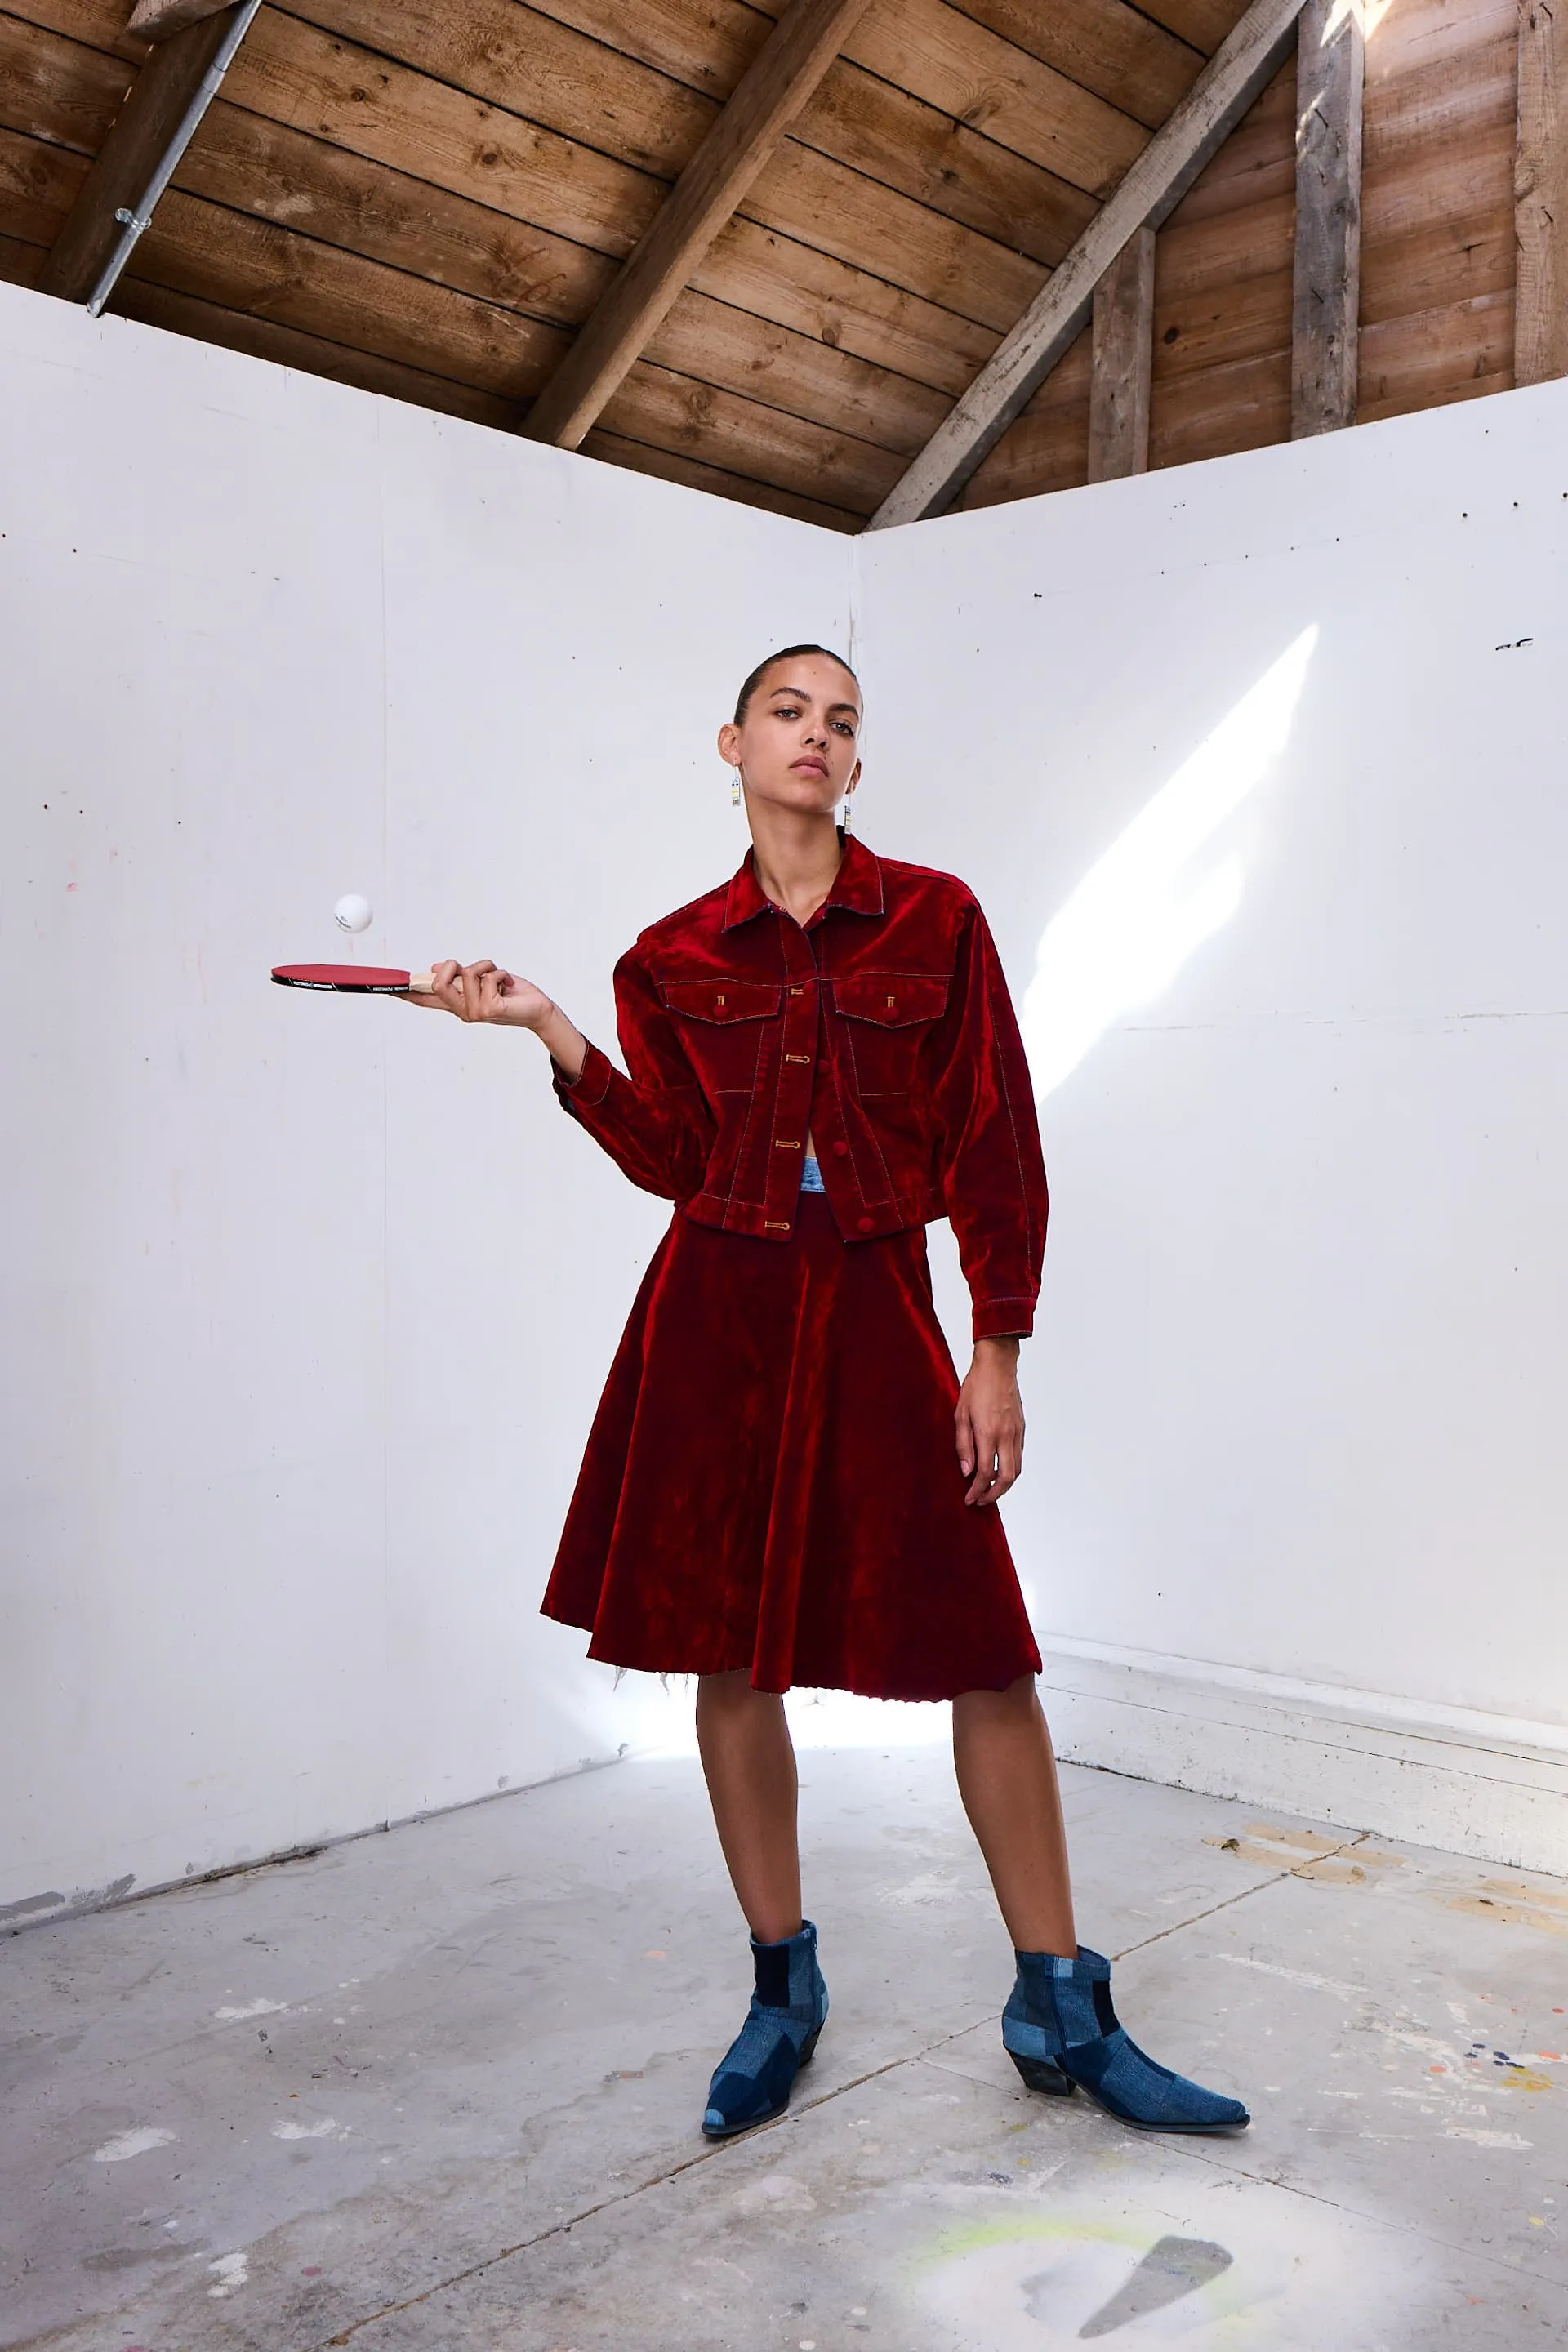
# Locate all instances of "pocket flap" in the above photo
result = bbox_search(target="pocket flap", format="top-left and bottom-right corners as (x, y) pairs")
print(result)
(832, 973), (950, 1027)
(660, 978), (782, 1025)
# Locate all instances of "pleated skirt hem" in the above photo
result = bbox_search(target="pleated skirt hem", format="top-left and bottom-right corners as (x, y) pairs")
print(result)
(541, 1196), (1042, 1703)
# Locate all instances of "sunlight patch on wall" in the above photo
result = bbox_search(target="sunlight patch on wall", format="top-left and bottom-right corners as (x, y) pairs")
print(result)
(1022, 626), (1317, 1100)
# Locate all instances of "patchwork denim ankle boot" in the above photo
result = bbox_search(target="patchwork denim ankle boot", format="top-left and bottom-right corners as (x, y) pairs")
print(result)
(1004, 1946), (1250, 2133)
(702, 1919), (827, 2140)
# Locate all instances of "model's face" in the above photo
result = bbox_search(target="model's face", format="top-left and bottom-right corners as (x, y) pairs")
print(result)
(718, 654), (862, 817)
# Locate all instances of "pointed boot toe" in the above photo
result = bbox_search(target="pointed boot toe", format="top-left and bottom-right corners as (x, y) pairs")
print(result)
(1003, 1946), (1250, 2136)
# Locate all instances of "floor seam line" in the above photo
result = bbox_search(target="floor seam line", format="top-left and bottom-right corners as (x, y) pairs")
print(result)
(1111, 1832), (1372, 1960)
(1169, 2133), (1568, 2287)
(315, 1839), (1384, 2341)
(314, 2037), (973, 2347)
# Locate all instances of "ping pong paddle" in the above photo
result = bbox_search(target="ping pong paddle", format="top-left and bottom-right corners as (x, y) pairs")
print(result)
(271, 964), (436, 994)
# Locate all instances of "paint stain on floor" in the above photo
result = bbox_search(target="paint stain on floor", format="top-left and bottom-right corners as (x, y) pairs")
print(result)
(1438, 1878), (1568, 1936)
(913, 2174), (1424, 2348)
(1202, 1823), (1405, 1884)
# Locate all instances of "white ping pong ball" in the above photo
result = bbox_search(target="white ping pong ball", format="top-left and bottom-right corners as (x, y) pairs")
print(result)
(333, 893), (373, 933)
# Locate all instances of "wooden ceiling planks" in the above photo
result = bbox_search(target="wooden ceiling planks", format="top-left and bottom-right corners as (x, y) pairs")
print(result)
(1149, 59), (1294, 457)
(948, 0), (1206, 127)
(0, 0), (1539, 528)
(118, 273), (523, 417)
(519, 0), (882, 451)
(1357, 0), (1517, 418)
(961, 0), (1523, 506)
(0, 0), (1239, 520)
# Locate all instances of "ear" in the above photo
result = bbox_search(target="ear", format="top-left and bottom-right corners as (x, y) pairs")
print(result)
(846, 760), (862, 790)
(717, 720), (742, 768)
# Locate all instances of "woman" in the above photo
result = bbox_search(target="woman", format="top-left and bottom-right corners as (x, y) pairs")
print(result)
(411, 644), (1248, 2143)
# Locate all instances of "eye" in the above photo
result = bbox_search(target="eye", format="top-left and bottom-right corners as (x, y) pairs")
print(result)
(833, 719), (857, 736)
(773, 702), (800, 719)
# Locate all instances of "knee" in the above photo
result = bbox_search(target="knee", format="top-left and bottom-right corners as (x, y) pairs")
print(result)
(697, 1669), (774, 1722)
(954, 1673), (1040, 1729)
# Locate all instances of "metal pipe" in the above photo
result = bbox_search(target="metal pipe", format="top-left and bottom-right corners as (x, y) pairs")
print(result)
(86, 0), (263, 318)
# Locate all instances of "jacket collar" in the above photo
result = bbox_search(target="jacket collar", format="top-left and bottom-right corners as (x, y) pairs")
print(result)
(722, 832), (885, 930)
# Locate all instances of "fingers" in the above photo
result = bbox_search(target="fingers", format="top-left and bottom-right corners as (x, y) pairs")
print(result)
(960, 1408), (1025, 1507)
(458, 959), (497, 1022)
(427, 958), (465, 1016)
(957, 1396), (996, 1507)
(425, 960), (510, 1022)
(991, 1411), (1024, 1503)
(480, 965), (519, 1018)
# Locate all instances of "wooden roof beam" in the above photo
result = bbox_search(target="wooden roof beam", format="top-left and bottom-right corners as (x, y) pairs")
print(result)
(126, 0), (233, 39)
(38, 0), (260, 311)
(522, 0), (874, 451)
(867, 0), (1312, 528)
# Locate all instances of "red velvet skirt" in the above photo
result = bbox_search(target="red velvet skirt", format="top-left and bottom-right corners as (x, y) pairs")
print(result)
(541, 1195), (1042, 1700)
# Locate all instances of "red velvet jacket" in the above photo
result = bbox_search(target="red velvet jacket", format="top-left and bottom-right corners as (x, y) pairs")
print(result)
(554, 836), (1049, 1340)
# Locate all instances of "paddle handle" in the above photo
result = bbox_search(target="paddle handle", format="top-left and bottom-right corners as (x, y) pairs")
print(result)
(404, 969), (435, 992)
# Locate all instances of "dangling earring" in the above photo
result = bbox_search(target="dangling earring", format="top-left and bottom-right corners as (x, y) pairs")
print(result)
(842, 790), (855, 835)
(730, 767), (742, 808)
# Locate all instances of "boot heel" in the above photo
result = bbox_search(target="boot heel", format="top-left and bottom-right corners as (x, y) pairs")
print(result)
(797, 2026), (822, 2069)
(1009, 2050), (1075, 2098)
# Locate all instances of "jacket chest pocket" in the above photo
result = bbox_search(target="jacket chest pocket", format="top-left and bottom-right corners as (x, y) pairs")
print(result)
(831, 973), (950, 1096)
(660, 978), (782, 1094)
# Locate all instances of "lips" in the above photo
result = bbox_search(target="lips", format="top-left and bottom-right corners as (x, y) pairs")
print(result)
(791, 759), (828, 777)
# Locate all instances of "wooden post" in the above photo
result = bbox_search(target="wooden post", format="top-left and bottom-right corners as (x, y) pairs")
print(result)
(1516, 0), (1568, 384)
(1291, 0), (1365, 437)
(867, 0), (1310, 528)
(1087, 226), (1155, 481)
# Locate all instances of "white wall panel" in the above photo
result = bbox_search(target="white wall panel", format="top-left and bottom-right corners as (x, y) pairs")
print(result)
(0, 284), (847, 1914)
(5, 269), (1566, 1906)
(859, 385), (1568, 1767)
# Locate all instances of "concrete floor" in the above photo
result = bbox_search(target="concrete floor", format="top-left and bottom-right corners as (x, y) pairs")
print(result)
(3, 1748), (1567, 2352)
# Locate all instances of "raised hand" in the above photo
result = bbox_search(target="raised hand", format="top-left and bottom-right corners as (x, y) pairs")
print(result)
(400, 960), (589, 1081)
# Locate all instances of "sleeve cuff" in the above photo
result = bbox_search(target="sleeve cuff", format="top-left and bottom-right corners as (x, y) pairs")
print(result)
(554, 1039), (613, 1109)
(972, 1296), (1036, 1342)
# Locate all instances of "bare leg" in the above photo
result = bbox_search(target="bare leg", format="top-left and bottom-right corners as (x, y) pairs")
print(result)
(695, 1670), (803, 1944)
(952, 1674), (1076, 1954)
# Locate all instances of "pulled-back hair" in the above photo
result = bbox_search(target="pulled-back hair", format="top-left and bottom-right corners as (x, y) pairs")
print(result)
(733, 643), (861, 725)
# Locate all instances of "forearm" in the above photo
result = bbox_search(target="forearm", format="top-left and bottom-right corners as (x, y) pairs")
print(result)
(532, 1000), (588, 1081)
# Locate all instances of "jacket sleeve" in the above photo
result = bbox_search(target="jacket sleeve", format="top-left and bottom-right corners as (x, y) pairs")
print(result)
(929, 900), (1049, 1343)
(551, 947), (715, 1204)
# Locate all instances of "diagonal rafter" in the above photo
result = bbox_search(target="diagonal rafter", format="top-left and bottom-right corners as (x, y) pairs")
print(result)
(127, 0), (234, 37)
(521, 0), (874, 451)
(38, 1), (260, 310)
(867, 0), (1312, 528)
